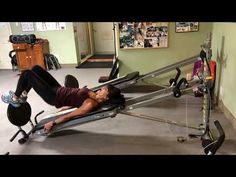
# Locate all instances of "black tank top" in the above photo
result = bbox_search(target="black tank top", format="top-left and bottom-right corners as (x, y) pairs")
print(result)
(55, 87), (90, 108)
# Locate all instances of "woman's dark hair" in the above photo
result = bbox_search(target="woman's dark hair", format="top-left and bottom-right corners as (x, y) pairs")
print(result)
(106, 84), (125, 105)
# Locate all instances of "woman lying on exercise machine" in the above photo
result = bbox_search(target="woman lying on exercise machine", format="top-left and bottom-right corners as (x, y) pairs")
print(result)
(1, 65), (125, 133)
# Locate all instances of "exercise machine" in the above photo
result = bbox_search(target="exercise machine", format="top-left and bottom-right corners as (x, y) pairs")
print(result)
(5, 36), (225, 155)
(98, 57), (119, 83)
(91, 55), (198, 92)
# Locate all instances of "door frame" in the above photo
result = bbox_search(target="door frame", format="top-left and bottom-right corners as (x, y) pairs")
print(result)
(73, 22), (94, 64)
(91, 22), (116, 55)
(73, 22), (117, 66)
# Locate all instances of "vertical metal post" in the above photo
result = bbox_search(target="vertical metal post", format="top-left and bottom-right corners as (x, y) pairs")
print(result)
(113, 22), (117, 58)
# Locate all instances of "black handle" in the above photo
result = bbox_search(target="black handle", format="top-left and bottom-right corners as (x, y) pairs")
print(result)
(174, 67), (181, 84)
(208, 120), (225, 155)
(34, 110), (44, 124)
(205, 120), (225, 155)
(176, 78), (188, 89)
(169, 67), (181, 86)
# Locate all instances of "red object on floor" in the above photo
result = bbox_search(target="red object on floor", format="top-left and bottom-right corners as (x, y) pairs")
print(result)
(87, 54), (114, 62)
(210, 60), (216, 81)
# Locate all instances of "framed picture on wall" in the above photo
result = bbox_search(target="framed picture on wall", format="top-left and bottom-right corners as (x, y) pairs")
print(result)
(118, 22), (168, 49)
(35, 22), (66, 31)
(175, 22), (199, 33)
(21, 22), (35, 32)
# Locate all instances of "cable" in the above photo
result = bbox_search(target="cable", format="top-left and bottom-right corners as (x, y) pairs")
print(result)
(185, 94), (189, 140)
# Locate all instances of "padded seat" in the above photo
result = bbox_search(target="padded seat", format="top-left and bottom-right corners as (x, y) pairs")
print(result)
(92, 71), (140, 91)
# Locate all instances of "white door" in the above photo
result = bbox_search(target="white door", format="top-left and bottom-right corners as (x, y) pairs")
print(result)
(0, 22), (13, 69)
(77, 22), (91, 58)
(92, 22), (114, 54)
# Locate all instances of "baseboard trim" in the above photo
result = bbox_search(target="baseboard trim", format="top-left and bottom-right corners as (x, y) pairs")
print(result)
(60, 64), (77, 68)
(218, 100), (236, 129)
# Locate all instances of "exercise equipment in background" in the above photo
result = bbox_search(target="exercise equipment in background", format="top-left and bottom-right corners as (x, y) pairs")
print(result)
(9, 34), (36, 44)
(98, 58), (119, 83)
(8, 50), (17, 72)
(9, 34), (50, 71)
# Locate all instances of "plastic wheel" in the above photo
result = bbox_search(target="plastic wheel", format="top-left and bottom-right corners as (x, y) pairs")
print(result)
(18, 138), (27, 144)
(177, 136), (186, 143)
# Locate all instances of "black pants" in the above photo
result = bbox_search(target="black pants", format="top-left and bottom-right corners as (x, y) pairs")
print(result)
(15, 65), (61, 106)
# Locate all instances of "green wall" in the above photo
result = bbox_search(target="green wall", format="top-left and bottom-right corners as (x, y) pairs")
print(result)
(10, 22), (78, 65)
(212, 23), (236, 118)
(116, 22), (213, 84)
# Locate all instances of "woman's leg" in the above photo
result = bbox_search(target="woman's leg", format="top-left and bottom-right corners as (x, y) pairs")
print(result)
(14, 70), (59, 105)
(23, 65), (61, 93)
(13, 70), (31, 97)
(31, 65), (61, 88)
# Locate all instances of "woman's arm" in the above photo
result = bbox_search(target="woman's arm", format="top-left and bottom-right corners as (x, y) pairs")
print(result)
(58, 106), (73, 112)
(44, 99), (98, 132)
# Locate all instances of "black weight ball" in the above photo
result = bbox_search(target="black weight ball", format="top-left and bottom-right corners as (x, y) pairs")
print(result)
(177, 136), (186, 143)
(64, 74), (79, 88)
(7, 102), (31, 126)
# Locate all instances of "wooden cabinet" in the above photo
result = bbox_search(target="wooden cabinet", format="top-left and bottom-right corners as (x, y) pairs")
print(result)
(12, 40), (49, 71)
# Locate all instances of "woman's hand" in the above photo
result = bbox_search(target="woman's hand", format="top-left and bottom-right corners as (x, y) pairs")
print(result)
(44, 121), (53, 133)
